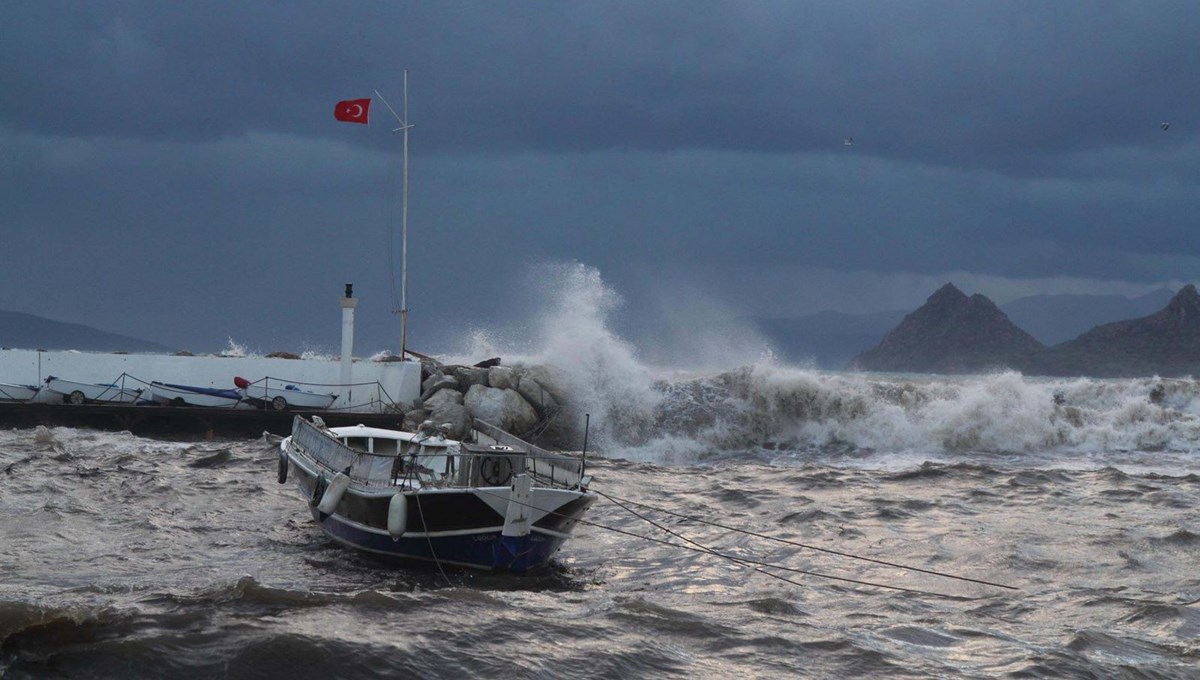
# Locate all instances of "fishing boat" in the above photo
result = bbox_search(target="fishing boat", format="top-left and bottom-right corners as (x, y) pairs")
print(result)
(273, 75), (596, 572)
(279, 416), (595, 572)
(234, 376), (338, 411)
(43, 376), (142, 404)
(148, 381), (250, 408)
(0, 382), (39, 402)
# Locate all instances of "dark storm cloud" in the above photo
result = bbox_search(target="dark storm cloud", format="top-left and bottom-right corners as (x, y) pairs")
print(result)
(5, 2), (1197, 169)
(1, 1), (1198, 353)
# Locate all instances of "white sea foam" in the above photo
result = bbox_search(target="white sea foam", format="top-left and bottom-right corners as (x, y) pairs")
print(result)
(438, 263), (1200, 467)
(299, 348), (337, 361)
(219, 337), (252, 358)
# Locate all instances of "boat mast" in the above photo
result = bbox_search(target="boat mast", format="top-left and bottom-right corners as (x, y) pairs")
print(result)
(400, 70), (409, 359)
(375, 71), (412, 359)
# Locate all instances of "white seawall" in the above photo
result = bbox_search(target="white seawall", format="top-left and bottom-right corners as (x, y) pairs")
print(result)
(0, 349), (420, 412)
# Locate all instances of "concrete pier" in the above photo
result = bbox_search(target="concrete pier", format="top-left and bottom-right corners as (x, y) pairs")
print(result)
(0, 400), (407, 439)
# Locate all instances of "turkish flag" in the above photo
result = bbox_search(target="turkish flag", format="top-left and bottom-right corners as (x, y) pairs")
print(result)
(334, 98), (370, 124)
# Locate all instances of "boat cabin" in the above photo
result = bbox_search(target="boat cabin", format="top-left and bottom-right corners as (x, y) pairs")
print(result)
(290, 417), (585, 492)
(329, 424), (457, 486)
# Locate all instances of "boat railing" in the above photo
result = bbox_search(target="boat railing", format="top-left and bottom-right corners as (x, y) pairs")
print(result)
(290, 416), (381, 484)
(471, 418), (585, 489)
(288, 416), (587, 490)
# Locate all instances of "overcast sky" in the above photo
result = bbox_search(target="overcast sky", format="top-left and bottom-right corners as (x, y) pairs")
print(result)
(2, 1), (1197, 359)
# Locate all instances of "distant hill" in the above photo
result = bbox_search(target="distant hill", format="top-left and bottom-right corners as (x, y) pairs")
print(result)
(755, 288), (1178, 370)
(849, 284), (1200, 377)
(849, 283), (1044, 373)
(1033, 285), (1200, 377)
(0, 310), (175, 353)
(1000, 288), (1175, 345)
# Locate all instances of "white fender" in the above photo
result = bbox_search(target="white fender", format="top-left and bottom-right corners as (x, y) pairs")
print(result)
(316, 472), (351, 515)
(387, 493), (408, 538)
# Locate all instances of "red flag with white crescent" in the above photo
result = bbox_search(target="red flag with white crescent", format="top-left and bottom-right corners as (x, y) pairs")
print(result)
(334, 98), (370, 124)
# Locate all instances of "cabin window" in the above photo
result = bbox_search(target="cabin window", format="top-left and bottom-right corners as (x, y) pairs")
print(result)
(343, 436), (371, 452)
(372, 438), (400, 456)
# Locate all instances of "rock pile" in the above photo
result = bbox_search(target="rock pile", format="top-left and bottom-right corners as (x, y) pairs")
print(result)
(400, 357), (575, 447)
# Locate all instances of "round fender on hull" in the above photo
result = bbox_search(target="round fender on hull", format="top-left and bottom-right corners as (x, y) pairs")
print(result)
(277, 449), (289, 484)
(316, 472), (351, 515)
(387, 493), (408, 538)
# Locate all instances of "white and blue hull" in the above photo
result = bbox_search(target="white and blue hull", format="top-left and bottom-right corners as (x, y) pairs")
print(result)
(147, 381), (251, 408)
(280, 416), (595, 573)
(287, 456), (594, 573)
(308, 503), (572, 573)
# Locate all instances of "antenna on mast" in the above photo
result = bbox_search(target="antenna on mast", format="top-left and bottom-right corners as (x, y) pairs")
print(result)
(374, 70), (412, 359)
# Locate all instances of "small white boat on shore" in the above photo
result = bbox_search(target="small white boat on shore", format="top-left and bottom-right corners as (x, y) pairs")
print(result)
(234, 376), (338, 411)
(148, 381), (251, 408)
(43, 376), (142, 404)
(0, 382), (39, 402)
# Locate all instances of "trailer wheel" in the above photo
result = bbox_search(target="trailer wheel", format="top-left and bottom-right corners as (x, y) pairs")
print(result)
(271, 396), (288, 411)
(68, 390), (85, 405)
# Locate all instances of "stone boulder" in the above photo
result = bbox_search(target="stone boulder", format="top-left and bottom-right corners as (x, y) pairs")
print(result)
(517, 376), (559, 416)
(418, 356), (445, 382)
(429, 402), (472, 440)
(464, 384), (539, 435)
(424, 388), (463, 412)
(420, 375), (458, 403)
(452, 366), (490, 388)
(518, 365), (568, 397)
(402, 408), (429, 432)
(488, 366), (518, 390)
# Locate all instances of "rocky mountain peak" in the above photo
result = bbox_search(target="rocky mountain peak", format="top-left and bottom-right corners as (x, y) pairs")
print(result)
(1164, 284), (1200, 323)
(850, 283), (1043, 373)
(927, 282), (969, 307)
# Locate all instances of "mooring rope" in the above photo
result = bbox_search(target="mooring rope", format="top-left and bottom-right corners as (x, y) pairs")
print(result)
(472, 487), (981, 599)
(410, 451), (453, 588)
(592, 489), (1019, 591)
(413, 491), (453, 587)
(595, 487), (978, 599)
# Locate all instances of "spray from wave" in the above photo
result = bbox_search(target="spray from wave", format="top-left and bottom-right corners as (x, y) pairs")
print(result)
(441, 263), (1200, 465)
(444, 263), (660, 443)
(219, 338), (251, 358)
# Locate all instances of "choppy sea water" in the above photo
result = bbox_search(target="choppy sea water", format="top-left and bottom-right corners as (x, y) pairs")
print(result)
(3, 368), (1200, 679)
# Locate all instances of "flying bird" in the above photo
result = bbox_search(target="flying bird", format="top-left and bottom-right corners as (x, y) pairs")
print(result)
(843, 137), (854, 146)
(1161, 122), (1170, 131)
